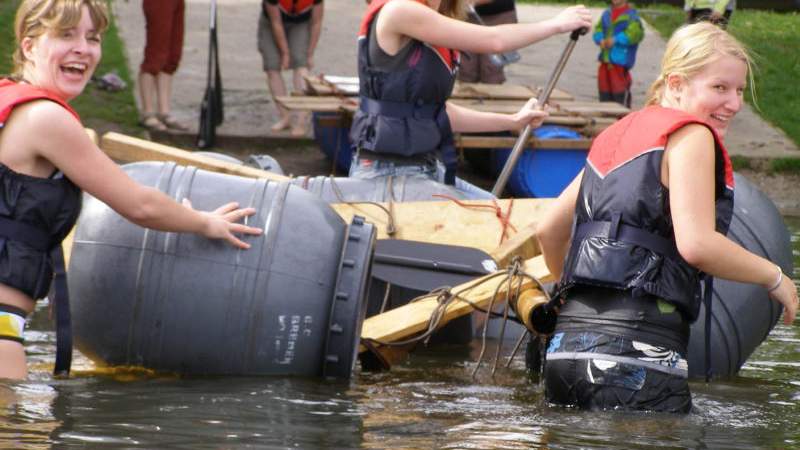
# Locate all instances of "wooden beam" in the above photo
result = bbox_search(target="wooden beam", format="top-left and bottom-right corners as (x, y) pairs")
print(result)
(100, 132), (290, 181)
(360, 255), (553, 352)
(331, 198), (552, 256)
(490, 221), (541, 268)
(455, 135), (593, 150)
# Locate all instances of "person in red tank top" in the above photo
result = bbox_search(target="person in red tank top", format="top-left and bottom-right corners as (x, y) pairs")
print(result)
(258, 0), (324, 136)
(0, 0), (263, 381)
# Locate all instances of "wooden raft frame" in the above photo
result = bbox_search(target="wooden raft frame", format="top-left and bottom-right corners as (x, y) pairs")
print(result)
(65, 132), (556, 363)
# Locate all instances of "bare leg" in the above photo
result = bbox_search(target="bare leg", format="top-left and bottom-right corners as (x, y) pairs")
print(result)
(267, 70), (290, 131)
(291, 67), (309, 136)
(154, 73), (187, 130)
(138, 71), (166, 130)
(0, 341), (27, 380)
(156, 72), (173, 116)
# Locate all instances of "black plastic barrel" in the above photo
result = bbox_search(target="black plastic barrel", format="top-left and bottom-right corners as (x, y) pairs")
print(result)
(69, 162), (375, 378)
(687, 173), (791, 378)
(312, 112), (352, 172)
(491, 126), (586, 198)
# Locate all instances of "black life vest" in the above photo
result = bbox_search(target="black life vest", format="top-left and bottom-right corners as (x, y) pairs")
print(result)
(558, 106), (734, 323)
(0, 78), (83, 375)
(348, 0), (460, 184)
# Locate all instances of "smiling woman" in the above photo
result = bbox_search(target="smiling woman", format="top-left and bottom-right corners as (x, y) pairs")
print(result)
(0, 0), (263, 381)
(534, 21), (799, 413)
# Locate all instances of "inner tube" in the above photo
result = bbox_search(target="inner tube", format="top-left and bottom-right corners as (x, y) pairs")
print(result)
(687, 173), (791, 378)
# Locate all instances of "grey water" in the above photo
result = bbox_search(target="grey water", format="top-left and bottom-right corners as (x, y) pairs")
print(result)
(2, 218), (799, 449)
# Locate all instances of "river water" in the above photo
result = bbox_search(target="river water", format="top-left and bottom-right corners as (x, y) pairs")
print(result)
(2, 218), (799, 449)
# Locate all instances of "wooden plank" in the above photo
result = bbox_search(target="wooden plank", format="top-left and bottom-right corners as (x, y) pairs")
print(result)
(451, 81), (573, 101)
(303, 74), (359, 96)
(100, 132), (290, 181)
(490, 221), (540, 268)
(331, 198), (552, 256)
(301, 77), (574, 101)
(455, 135), (593, 150)
(85, 128), (98, 145)
(360, 255), (553, 351)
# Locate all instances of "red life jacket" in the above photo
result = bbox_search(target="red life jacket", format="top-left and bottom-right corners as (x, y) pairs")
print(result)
(0, 78), (83, 376)
(357, 0), (459, 72)
(0, 79), (79, 125)
(559, 105), (734, 322)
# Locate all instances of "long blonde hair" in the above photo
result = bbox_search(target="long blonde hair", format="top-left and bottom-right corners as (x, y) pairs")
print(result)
(645, 22), (755, 106)
(13, 0), (109, 77)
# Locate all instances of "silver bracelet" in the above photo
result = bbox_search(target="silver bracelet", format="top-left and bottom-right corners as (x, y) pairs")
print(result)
(767, 265), (783, 293)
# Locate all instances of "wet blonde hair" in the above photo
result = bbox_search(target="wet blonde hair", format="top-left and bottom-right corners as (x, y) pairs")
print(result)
(645, 22), (755, 106)
(12, 0), (109, 77)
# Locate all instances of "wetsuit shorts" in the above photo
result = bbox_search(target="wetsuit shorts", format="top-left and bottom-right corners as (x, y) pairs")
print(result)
(543, 287), (692, 413)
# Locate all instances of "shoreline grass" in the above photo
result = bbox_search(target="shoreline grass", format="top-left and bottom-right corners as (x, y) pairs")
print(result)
(0, 0), (140, 136)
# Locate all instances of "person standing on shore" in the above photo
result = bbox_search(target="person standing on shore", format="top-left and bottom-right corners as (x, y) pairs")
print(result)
(258, 0), (324, 136)
(458, 0), (518, 85)
(685, 0), (735, 28)
(592, 0), (643, 107)
(138, 0), (188, 132)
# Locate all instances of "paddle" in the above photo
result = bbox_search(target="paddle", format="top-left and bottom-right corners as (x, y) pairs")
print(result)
(491, 27), (588, 197)
(197, 0), (224, 149)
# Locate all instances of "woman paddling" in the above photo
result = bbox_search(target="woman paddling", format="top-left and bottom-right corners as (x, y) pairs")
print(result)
(535, 22), (798, 413)
(0, 0), (263, 380)
(348, 0), (593, 198)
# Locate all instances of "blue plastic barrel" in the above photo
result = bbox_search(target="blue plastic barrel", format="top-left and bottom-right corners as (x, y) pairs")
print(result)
(491, 125), (586, 198)
(312, 112), (353, 172)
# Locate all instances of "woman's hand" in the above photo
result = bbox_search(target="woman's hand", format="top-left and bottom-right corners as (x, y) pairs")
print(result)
(768, 271), (799, 325)
(184, 199), (263, 249)
(510, 98), (549, 132)
(549, 5), (593, 34)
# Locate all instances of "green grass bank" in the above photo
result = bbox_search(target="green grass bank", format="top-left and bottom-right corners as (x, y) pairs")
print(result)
(0, 0), (140, 136)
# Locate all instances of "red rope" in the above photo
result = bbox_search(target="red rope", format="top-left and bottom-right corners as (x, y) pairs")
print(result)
(431, 194), (517, 245)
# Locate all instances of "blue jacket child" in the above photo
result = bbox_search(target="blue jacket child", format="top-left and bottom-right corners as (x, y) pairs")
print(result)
(592, 0), (644, 107)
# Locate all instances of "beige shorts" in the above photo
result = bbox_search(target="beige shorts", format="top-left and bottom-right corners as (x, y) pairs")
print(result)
(257, 13), (310, 71)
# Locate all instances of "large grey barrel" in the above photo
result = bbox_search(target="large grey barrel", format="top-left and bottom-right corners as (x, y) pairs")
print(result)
(687, 173), (791, 378)
(291, 176), (485, 203)
(68, 162), (375, 378)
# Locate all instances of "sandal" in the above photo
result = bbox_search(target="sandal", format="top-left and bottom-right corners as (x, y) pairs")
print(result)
(139, 114), (167, 132)
(157, 114), (188, 131)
